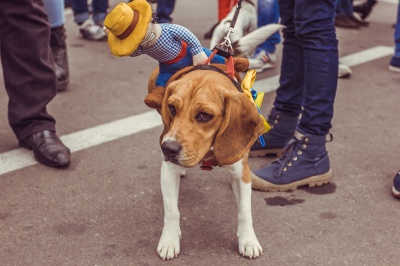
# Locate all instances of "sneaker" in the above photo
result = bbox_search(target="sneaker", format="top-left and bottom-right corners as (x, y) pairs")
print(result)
(338, 63), (352, 78)
(251, 129), (332, 192)
(248, 50), (276, 73)
(388, 56), (400, 73)
(392, 171), (400, 198)
(79, 19), (106, 41)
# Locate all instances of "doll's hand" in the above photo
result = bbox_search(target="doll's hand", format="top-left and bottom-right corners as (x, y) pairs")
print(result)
(103, 26), (109, 36)
(193, 52), (209, 66)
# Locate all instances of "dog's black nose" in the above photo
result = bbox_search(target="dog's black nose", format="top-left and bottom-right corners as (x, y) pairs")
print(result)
(161, 141), (182, 160)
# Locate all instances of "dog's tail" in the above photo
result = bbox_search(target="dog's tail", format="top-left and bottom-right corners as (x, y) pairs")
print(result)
(232, 24), (285, 57)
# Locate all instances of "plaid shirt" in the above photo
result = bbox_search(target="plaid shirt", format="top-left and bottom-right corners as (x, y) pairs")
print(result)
(130, 24), (204, 62)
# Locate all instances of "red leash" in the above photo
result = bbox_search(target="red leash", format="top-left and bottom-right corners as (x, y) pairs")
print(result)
(203, 49), (235, 80)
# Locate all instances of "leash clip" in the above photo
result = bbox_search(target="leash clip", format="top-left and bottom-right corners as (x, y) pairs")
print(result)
(213, 36), (234, 58)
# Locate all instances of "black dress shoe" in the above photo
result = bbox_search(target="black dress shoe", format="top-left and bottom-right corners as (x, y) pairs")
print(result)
(20, 130), (70, 167)
(335, 15), (360, 29)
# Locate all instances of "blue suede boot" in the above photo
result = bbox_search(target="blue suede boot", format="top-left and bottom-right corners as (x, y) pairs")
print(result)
(250, 108), (299, 157)
(251, 129), (332, 191)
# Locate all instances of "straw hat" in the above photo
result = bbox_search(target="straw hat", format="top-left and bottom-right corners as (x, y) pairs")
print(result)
(104, 0), (152, 56)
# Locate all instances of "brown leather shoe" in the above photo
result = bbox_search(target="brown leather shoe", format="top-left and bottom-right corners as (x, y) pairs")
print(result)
(335, 15), (360, 29)
(19, 130), (70, 167)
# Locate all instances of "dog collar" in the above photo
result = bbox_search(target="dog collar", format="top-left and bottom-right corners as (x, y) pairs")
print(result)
(200, 151), (218, 171)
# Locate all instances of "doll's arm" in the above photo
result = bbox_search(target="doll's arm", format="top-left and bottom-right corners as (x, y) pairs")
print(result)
(168, 24), (208, 65)
(192, 52), (208, 66)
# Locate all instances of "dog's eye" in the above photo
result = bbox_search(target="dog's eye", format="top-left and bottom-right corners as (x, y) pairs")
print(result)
(168, 105), (177, 116)
(196, 112), (213, 122)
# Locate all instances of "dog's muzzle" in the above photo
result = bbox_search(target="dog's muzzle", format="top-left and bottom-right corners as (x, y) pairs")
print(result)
(161, 141), (182, 163)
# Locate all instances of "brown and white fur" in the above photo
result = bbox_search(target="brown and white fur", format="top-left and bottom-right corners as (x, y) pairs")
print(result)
(148, 64), (265, 260)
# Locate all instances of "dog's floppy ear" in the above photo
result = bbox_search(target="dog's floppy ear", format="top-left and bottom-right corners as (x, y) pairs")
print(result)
(159, 81), (176, 145)
(213, 93), (264, 165)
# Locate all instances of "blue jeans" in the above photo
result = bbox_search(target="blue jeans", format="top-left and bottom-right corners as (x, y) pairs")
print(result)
(395, 1), (400, 58)
(336, 0), (353, 16)
(256, 0), (281, 54)
(71, 0), (108, 25)
(157, 48), (225, 87)
(43, 0), (65, 28)
(157, 0), (175, 23)
(274, 0), (338, 135)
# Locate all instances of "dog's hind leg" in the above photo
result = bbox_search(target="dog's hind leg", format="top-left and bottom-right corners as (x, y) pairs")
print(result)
(225, 158), (263, 259)
(157, 161), (183, 260)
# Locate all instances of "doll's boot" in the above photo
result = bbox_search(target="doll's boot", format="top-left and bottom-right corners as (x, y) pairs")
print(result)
(229, 58), (249, 72)
(144, 86), (166, 109)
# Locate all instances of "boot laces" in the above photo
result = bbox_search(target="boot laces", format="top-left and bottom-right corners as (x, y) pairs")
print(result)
(274, 138), (298, 178)
(273, 133), (332, 178)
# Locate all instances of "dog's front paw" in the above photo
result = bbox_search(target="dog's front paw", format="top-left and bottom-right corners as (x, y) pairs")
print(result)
(157, 233), (181, 260)
(238, 236), (263, 259)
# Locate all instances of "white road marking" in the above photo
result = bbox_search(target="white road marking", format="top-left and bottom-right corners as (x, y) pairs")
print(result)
(379, 0), (398, 4)
(0, 111), (162, 175)
(0, 46), (394, 175)
(252, 46), (394, 94)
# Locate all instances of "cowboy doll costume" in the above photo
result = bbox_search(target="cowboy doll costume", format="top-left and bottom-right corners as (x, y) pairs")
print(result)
(103, 0), (249, 109)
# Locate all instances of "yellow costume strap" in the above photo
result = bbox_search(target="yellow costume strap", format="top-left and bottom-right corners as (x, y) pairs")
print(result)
(241, 70), (271, 134)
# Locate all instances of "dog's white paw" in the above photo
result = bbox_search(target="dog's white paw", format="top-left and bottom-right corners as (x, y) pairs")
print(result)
(238, 236), (263, 259)
(157, 233), (181, 260)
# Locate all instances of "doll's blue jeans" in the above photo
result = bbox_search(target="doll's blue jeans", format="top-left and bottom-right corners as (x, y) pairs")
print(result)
(274, 0), (338, 135)
(156, 48), (225, 87)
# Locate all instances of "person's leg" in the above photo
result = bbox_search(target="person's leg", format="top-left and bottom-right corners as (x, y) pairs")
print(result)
(157, 0), (176, 23)
(345, 0), (369, 26)
(43, 0), (69, 91)
(250, 0), (302, 156)
(72, 0), (106, 40)
(70, 0), (90, 25)
(393, 2), (400, 58)
(255, 0), (280, 55)
(0, 0), (70, 167)
(251, 0), (338, 191)
(296, 0), (338, 135)
(43, 0), (64, 28)
(336, 0), (345, 15)
(272, 0), (304, 118)
(335, 0), (361, 29)
(0, 0), (57, 140)
(389, 2), (400, 72)
(92, 0), (109, 26)
(248, 0), (281, 72)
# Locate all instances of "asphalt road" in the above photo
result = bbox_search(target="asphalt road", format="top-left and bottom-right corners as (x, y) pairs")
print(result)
(1, 1), (399, 265)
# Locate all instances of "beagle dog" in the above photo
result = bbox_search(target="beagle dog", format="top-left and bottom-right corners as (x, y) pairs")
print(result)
(148, 64), (264, 260)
